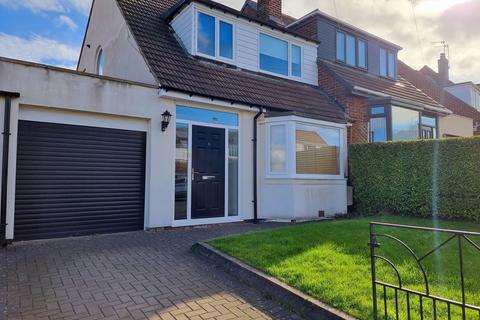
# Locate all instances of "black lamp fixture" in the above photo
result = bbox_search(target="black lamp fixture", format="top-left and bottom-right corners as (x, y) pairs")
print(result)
(161, 110), (172, 132)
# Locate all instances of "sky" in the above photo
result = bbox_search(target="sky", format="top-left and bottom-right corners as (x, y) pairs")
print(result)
(0, 0), (478, 83)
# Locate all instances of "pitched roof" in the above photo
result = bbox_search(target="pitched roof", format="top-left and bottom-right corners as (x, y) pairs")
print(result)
(399, 61), (480, 122)
(241, 0), (296, 26)
(319, 60), (449, 114)
(114, 0), (345, 123)
(287, 9), (402, 51)
(419, 65), (454, 87)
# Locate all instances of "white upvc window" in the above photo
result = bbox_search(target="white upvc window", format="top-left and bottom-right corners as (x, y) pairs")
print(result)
(259, 32), (303, 78)
(266, 116), (347, 180)
(196, 10), (235, 63)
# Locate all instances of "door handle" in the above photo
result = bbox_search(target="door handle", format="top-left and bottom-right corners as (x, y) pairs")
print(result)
(202, 176), (216, 180)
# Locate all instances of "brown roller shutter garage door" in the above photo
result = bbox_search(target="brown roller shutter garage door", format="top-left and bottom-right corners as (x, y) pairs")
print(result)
(14, 120), (146, 241)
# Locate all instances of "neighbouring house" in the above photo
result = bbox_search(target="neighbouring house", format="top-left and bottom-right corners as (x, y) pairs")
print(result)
(420, 54), (480, 113)
(399, 57), (480, 137)
(275, 8), (459, 143)
(0, 0), (350, 242)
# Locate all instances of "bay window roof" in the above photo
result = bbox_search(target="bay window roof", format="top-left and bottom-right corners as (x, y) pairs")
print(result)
(319, 60), (451, 116)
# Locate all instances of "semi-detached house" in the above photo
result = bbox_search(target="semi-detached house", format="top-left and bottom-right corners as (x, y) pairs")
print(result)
(0, 0), (349, 242)
(0, 0), (472, 243)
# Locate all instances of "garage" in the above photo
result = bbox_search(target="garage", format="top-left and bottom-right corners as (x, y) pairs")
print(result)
(14, 120), (147, 241)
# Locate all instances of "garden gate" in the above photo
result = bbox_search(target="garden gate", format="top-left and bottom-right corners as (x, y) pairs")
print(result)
(369, 222), (480, 319)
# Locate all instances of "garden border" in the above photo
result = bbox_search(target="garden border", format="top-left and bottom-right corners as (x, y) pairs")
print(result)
(191, 242), (356, 320)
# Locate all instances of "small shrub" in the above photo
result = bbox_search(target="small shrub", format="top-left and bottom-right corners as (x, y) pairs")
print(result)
(349, 137), (480, 221)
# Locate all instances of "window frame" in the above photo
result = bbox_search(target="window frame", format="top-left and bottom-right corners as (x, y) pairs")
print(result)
(96, 47), (105, 75)
(265, 116), (346, 180)
(357, 38), (367, 70)
(258, 31), (304, 79)
(336, 31), (346, 63)
(291, 44), (302, 78)
(195, 10), (236, 63)
(379, 47), (396, 79)
(335, 29), (368, 70)
(368, 106), (390, 142)
(368, 105), (439, 142)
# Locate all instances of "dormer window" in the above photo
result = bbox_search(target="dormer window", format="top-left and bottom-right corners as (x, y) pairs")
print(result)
(197, 12), (234, 61)
(380, 47), (396, 79)
(336, 30), (367, 70)
(260, 33), (288, 76)
(259, 33), (302, 78)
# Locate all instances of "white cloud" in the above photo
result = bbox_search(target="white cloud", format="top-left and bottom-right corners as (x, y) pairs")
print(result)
(0, 0), (64, 13)
(56, 15), (78, 30)
(0, 33), (79, 66)
(0, 0), (92, 15)
(65, 0), (92, 15)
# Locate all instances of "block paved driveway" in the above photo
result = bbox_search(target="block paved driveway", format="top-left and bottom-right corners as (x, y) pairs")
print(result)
(1, 223), (303, 320)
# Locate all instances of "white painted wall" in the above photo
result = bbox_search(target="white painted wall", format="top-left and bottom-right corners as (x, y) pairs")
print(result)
(0, 58), (258, 240)
(439, 114), (474, 137)
(77, 0), (156, 85)
(171, 3), (319, 86)
(256, 116), (348, 220)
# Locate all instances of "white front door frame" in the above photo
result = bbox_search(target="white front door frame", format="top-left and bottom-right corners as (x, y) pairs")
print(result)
(173, 118), (242, 227)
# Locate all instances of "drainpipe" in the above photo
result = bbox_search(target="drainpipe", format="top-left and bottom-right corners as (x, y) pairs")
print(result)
(0, 91), (19, 247)
(252, 108), (263, 224)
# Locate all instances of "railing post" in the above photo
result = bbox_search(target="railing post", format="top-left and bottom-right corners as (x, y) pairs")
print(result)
(370, 223), (378, 320)
(458, 235), (466, 320)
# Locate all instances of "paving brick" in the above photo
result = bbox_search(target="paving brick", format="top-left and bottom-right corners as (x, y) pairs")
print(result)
(2, 223), (302, 319)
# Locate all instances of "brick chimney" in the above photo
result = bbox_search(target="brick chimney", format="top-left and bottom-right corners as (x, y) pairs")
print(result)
(257, 0), (282, 21)
(438, 53), (450, 87)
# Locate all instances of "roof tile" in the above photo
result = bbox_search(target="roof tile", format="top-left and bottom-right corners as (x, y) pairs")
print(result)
(319, 60), (448, 112)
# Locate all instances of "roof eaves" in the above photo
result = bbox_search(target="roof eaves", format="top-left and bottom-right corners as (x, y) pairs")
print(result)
(164, 0), (319, 44)
(368, 95), (451, 116)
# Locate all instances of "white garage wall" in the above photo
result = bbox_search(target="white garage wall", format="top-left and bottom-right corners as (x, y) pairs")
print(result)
(0, 58), (257, 240)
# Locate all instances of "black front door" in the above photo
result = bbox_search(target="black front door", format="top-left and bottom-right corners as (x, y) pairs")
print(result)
(191, 125), (225, 219)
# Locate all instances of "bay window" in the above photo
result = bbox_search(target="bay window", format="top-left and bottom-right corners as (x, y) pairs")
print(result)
(296, 124), (340, 175)
(421, 115), (437, 139)
(369, 105), (438, 142)
(369, 106), (387, 142)
(391, 106), (419, 141)
(267, 118), (345, 179)
(269, 124), (287, 173)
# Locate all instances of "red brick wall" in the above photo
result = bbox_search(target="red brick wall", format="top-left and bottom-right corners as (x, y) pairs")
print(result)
(257, 0), (282, 20)
(317, 63), (369, 144)
(289, 18), (317, 39)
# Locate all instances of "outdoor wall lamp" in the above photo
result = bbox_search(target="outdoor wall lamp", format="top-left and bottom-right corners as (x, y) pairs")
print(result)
(161, 110), (172, 132)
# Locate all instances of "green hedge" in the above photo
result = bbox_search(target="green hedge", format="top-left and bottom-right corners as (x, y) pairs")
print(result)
(349, 137), (480, 221)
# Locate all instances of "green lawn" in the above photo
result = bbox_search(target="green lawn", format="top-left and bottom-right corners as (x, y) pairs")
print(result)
(209, 216), (480, 319)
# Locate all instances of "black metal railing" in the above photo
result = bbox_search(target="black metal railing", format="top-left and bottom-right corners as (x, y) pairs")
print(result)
(369, 222), (480, 320)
